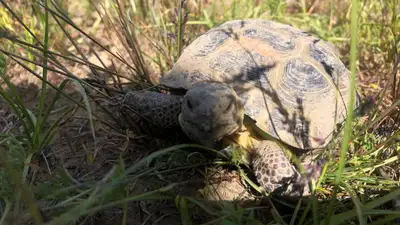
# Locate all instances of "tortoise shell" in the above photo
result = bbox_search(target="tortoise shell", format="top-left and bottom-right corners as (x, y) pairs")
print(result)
(160, 19), (359, 150)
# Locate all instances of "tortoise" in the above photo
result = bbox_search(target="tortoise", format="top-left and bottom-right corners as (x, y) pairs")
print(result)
(122, 19), (360, 198)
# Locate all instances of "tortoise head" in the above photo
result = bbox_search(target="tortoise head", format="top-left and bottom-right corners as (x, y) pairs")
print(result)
(178, 82), (245, 147)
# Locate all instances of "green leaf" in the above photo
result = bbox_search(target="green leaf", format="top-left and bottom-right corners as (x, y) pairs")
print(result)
(0, 52), (6, 76)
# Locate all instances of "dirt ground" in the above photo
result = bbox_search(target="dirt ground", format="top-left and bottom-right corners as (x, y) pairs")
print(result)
(1, 25), (253, 225)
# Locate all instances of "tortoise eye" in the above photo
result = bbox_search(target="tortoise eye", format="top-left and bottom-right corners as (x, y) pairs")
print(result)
(186, 99), (193, 110)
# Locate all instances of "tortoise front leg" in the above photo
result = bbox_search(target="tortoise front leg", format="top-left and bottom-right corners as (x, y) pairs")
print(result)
(122, 91), (183, 128)
(252, 140), (322, 197)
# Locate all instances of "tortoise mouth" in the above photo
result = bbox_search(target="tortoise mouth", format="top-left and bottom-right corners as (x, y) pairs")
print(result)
(178, 115), (241, 147)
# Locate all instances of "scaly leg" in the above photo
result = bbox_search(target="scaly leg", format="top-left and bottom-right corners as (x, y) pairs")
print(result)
(121, 91), (183, 128)
(251, 140), (322, 197)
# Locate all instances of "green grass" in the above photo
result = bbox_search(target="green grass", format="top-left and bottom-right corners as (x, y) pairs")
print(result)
(0, 0), (399, 224)
(324, 0), (360, 223)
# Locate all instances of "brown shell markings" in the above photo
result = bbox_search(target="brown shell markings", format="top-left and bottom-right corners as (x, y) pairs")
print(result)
(160, 19), (358, 149)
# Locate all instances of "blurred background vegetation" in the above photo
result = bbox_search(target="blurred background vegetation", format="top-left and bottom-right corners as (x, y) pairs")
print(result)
(0, 0), (399, 224)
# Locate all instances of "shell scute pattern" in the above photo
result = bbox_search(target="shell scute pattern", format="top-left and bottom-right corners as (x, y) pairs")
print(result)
(281, 58), (330, 97)
(242, 28), (296, 52)
(281, 27), (312, 38)
(160, 19), (355, 150)
(217, 19), (251, 30)
(160, 68), (217, 90)
(309, 40), (349, 89)
(260, 88), (330, 149)
(253, 19), (272, 28)
(208, 48), (277, 120)
(253, 19), (311, 38)
(187, 70), (215, 85)
(239, 91), (264, 119)
(209, 49), (275, 84)
(209, 51), (237, 76)
(273, 22), (312, 38)
(190, 29), (232, 57)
